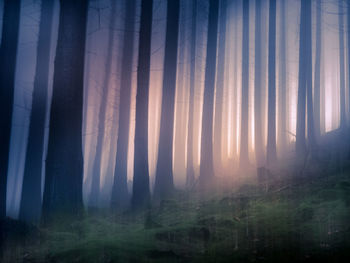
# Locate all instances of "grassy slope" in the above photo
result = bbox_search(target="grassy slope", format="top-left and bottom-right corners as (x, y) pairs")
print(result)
(3, 169), (350, 263)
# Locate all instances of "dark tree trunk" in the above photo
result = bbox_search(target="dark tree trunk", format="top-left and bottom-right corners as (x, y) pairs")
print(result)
(314, 0), (322, 140)
(278, 0), (287, 152)
(254, 0), (263, 166)
(42, 0), (88, 220)
(240, 0), (250, 167)
(296, 0), (310, 158)
(266, 0), (277, 165)
(132, 0), (153, 208)
(89, 1), (116, 208)
(0, 0), (21, 219)
(214, 0), (227, 168)
(153, 0), (180, 199)
(198, 0), (219, 185)
(19, 0), (54, 224)
(111, 0), (136, 210)
(186, 0), (197, 188)
(338, 0), (346, 129)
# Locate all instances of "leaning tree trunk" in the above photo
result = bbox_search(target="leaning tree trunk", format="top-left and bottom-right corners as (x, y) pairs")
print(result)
(266, 0), (277, 165)
(153, 0), (180, 200)
(186, 0), (197, 188)
(42, 0), (88, 221)
(111, 0), (136, 210)
(240, 0), (250, 167)
(0, 0), (21, 219)
(89, 1), (116, 208)
(198, 0), (220, 186)
(132, 0), (153, 209)
(214, 0), (227, 168)
(19, 0), (55, 224)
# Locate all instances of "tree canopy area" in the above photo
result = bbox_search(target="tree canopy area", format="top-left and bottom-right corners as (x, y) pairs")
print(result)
(1, 0), (350, 262)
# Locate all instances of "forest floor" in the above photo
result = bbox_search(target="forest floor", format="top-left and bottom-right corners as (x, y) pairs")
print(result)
(1, 161), (350, 262)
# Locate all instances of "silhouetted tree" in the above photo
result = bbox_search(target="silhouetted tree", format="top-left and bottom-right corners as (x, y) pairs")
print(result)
(214, 0), (227, 167)
(111, 0), (136, 209)
(267, 0), (277, 165)
(19, 0), (55, 224)
(199, 0), (219, 185)
(42, 0), (88, 220)
(89, 1), (116, 208)
(240, 0), (250, 167)
(186, 0), (197, 188)
(314, 0), (322, 140)
(0, 0), (21, 219)
(338, 0), (346, 129)
(154, 0), (180, 199)
(132, 0), (153, 208)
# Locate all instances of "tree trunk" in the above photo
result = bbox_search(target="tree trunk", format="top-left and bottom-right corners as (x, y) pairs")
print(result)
(240, 0), (250, 167)
(338, 0), (346, 129)
(19, 0), (54, 224)
(186, 0), (197, 188)
(266, 0), (277, 165)
(254, 0), (263, 166)
(42, 0), (88, 221)
(0, 0), (21, 219)
(111, 0), (136, 210)
(314, 0), (322, 140)
(214, 0), (227, 168)
(154, 0), (180, 199)
(132, 0), (153, 208)
(89, 1), (116, 208)
(198, 0), (219, 185)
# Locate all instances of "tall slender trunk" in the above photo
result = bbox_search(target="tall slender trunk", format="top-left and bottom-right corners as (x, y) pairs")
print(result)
(214, 0), (227, 168)
(111, 0), (136, 209)
(199, 0), (219, 185)
(0, 0), (21, 219)
(314, 0), (322, 139)
(132, 0), (153, 208)
(278, 0), (287, 152)
(254, 0), (263, 166)
(89, 1), (116, 208)
(186, 0), (197, 188)
(19, 0), (54, 224)
(42, 0), (88, 220)
(266, 0), (277, 165)
(339, 0), (346, 129)
(240, 0), (250, 167)
(154, 0), (180, 199)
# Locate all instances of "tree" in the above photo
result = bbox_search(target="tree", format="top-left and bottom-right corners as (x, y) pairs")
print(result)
(240, 0), (250, 167)
(0, 0), (21, 219)
(214, 0), (227, 168)
(296, 0), (312, 158)
(254, 0), (264, 166)
(89, 0), (117, 208)
(19, 0), (55, 224)
(132, 0), (153, 208)
(338, 0), (346, 129)
(198, 0), (220, 185)
(42, 0), (88, 220)
(314, 0), (322, 140)
(278, 0), (288, 152)
(186, 0), (197, 188)
(266, 0), (277, 165)
(153, 0), (180, 199)
(111, 0), (137, 209)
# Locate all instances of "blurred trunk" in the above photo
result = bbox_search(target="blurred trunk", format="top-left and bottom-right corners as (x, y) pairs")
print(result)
(0, 0), (21, 219)
(42, 0), (88, 220)
(199, 0), (219, 186)
(19, 0), (54, 224)
(132, 0), (153, 208)
(314, 0), (322, 140)
(339, 0), (346, 129)
(154, 0), (180, 199)
(111, 0), (136, 210)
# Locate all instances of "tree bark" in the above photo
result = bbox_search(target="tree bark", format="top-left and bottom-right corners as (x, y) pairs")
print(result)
(0, 0), (21, 219)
